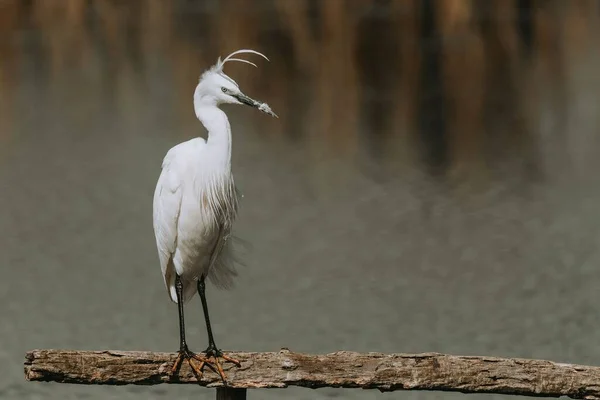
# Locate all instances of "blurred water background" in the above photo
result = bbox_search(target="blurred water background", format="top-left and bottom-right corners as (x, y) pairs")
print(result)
(1, 0), (600, 399)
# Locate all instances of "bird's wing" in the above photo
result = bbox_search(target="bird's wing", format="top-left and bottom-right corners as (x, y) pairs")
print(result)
(153, 148), (183, 300)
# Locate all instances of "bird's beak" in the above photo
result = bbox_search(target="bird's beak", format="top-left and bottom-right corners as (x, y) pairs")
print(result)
(233, 92), (278, 118)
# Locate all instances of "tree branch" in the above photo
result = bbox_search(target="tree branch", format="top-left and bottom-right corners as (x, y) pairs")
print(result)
(24, 349), (600, 398)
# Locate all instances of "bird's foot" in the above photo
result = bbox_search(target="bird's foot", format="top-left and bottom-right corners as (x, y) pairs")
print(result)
(170, 346), (207, 379)
(194, 345), (241, 382)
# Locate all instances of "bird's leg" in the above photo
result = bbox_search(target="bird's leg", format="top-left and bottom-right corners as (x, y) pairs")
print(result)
(170, 274), (205, 379)
(195, 276), (241, 382)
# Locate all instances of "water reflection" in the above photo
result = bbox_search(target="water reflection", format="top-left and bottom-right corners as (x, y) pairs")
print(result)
(1, 0), (598, 183)
(1, 1), (600, 400)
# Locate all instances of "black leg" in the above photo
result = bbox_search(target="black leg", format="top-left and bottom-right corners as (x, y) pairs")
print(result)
(197, 275), (218, 350)
(197, 275), (241, 380)
(170, 275), (206, 378)
(176, 275), (188, 351)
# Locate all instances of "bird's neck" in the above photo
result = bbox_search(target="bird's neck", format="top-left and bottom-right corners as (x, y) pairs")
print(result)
(195, 105), (232, 171)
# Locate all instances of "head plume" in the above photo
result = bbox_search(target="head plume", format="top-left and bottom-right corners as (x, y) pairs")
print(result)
(206, 49), (269, 76)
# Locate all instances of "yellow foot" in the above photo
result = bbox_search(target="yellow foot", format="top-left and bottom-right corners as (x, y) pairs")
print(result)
(170, 347), (206, 379)
(194, 346), (241, 382)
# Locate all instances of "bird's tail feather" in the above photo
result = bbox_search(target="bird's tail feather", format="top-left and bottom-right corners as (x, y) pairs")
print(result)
(207, 234), (249, 290)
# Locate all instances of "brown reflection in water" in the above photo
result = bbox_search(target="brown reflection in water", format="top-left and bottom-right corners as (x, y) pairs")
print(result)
(439, 0), (484, 182)
(0, 0), (598, 185)
(0, 0), (23, 151)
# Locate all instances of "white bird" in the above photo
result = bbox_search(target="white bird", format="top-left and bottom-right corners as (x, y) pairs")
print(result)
(152, 49), (277, 381)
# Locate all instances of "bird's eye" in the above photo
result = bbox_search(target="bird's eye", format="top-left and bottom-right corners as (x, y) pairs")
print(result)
(221, 87), (228, 93)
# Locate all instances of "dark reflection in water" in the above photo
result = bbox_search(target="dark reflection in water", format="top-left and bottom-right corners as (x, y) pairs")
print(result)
(418, 0), (447, 176)
(1, 1), (600, 399)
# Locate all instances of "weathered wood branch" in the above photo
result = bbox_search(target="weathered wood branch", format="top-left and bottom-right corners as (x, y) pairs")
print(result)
(25, 349), (600, 399)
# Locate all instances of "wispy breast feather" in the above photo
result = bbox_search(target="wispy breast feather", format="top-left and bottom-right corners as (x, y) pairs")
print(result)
(200, 173), (241, 289)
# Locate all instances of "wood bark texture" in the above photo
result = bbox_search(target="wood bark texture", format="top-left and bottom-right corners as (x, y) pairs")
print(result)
(24, 349), (600, 399)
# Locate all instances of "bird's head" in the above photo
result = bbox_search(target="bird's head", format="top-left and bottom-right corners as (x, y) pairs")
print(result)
(194, 49), (277, 118)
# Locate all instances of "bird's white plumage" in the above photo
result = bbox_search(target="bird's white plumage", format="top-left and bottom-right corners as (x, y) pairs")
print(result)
(153, 138), (239, 304)
(152, 49), (274, 305)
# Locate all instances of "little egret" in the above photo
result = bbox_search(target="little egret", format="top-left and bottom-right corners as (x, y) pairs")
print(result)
(152, 49), (277, 381)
